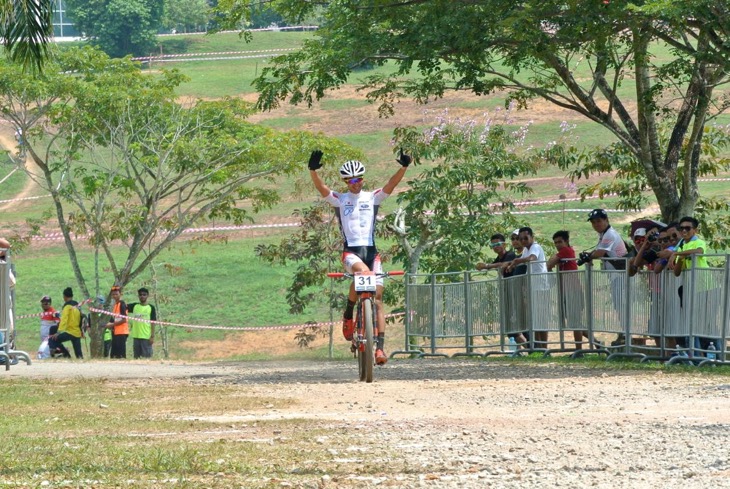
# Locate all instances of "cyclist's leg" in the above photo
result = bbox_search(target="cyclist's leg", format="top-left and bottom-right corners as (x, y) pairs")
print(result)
(342, 253), (369, 341)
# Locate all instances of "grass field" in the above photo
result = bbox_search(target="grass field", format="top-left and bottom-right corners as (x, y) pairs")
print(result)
(4, 30), (729, 360)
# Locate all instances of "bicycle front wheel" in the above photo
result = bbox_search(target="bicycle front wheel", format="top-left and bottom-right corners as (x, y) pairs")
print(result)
(361, 298), (375, 383)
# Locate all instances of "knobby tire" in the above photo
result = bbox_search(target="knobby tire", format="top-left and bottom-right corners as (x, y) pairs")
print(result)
(362, 298), (375, 383)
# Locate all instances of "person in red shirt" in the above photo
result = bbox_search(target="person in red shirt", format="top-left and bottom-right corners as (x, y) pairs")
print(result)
(38, 295), (60, 359)
(547, 230), (599, 351)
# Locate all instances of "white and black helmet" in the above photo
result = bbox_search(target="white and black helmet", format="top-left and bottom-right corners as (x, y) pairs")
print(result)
(339, 160), (366, 179)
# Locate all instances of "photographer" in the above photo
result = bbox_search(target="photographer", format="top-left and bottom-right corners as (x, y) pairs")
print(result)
(584, 209), (628, 270)
(629, 227), (660, 277)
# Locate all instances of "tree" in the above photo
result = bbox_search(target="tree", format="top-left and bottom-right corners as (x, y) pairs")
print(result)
(385, 110), (537, 274)
(255, 201), (349, 357)
(245, 1), (730, 224)
(162, 0), (210, 33)
(64, 0), (164, 57)
(0, 46), (355, 356)
(0, 0), (54, 70)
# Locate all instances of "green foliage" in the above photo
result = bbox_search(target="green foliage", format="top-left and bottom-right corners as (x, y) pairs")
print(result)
(0, 0), (54, 70)
(246, 0), (730, 222)
(255, 201), (349, 315)
(64, 0), (165, 57)
(162, 0), (210, 33)
(0, 45), (353, 356)
(386, 109), (537, 274)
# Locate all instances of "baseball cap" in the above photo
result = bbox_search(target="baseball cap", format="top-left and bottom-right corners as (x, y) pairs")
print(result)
(633, 228), (647, 238)
(511, 229), (521, 237)
(587, 209), (608, 221)
(40, 295), (51, 303)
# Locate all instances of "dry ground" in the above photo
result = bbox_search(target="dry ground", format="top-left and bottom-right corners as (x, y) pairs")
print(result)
(6, 359), (730, 488)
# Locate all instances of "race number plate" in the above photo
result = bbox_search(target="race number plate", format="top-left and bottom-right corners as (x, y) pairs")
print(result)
(354, 272), (377, 292)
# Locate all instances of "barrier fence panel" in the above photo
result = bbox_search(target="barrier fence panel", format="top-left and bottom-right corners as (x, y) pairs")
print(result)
(404, 254), (730, 362)
(0, 253), (31, 370)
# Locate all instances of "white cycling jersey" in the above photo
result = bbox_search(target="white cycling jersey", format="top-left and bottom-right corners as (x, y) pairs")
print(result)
(325, 189), (390, 247)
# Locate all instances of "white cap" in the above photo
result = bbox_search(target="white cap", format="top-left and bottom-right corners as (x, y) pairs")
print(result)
(511, 229), (521, 237)
(633, 228), (647, 238)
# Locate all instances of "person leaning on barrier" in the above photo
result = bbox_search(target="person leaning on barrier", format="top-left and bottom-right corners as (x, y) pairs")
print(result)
(508, 229), (527, 277)
(584, 209), (628, 347)
(476, 233), (516, 273)
(626, 227), (647, 276)
(476, 233), (528, 347)
(505, 227), (550, 349)
(547, 230), (598, 350)
(584, 209), (628, 270)
(671, 216), (719, 354)
(652, 223), (680, 274)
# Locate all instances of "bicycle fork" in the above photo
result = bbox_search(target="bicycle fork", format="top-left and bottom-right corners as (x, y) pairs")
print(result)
(352, 293), (378, 354)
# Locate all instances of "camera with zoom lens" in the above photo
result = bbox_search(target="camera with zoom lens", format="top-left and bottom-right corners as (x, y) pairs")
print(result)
(647, 231), (659, 242)
(576, 251), (592, 267)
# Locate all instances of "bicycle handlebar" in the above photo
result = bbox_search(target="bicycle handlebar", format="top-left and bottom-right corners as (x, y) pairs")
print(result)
(327, 270), (404, 278)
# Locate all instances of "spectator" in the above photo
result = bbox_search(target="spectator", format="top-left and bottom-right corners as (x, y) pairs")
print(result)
(505, 227), (550, 349)
(627, 227), (647, 273)
(38, 295), (59, 359)
(653, 223), (680, 273)
(630, 226), (661, 275)
(127, 288), (157, 359)
(48, 287), (83, 359)
(476, 233), (528, 347)
(672, 216), (720, 354)
(509, 229), (527, 277)
(105, 286), (129, 359)
(547, 230), (596, 351)
(585, 209), (628, 346)
(476, 233), (516, 273)
(586, 209), (628, 270)
(628, 226), (666, 347)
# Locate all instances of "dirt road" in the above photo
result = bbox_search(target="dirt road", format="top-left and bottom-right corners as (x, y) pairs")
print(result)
(6, 358), (730, 487)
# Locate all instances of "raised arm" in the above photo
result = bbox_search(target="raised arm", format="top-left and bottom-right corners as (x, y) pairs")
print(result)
(308, 150), (331, 198)
(382, 149), (411, 195)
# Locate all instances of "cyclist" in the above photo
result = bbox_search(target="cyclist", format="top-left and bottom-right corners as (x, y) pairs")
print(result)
(308, 149), (411, 365)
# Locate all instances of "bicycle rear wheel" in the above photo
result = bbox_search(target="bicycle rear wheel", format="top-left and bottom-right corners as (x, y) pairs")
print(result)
(361, 298), (375, 383)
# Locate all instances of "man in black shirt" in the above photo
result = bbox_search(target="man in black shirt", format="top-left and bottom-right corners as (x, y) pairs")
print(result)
(476, 233), (516, 275)
(477, 233), (528, 347)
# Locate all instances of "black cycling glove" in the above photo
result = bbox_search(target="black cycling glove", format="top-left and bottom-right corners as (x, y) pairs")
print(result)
(308, 150), (323, 171)
(396, 148), (412, 167)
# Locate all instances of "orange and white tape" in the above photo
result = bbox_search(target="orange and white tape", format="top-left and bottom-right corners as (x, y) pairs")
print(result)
(88, 306), (404, 332)
(17, 297), (94, 320)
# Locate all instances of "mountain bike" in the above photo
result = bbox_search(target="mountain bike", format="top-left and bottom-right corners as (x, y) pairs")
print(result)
(327, 270), (403, 383)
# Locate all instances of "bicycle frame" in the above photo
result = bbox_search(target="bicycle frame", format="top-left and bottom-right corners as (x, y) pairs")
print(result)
(327, 270), (403, 382)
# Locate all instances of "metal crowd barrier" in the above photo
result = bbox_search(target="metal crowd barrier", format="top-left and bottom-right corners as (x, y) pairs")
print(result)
(0, 251), (31, 370)
(396, 255), (730, 365)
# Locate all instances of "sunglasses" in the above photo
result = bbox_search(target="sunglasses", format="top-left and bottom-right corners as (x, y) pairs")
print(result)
(658, 237), (670, 243)
(678, 225), (693, 232)
(489, 241), (505, 248)
(344, 177), (363, 185)
(519, 236), (530, 241)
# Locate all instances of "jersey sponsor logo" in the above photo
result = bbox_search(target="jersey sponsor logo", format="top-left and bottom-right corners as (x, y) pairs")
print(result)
(343, 204), (355, 216)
